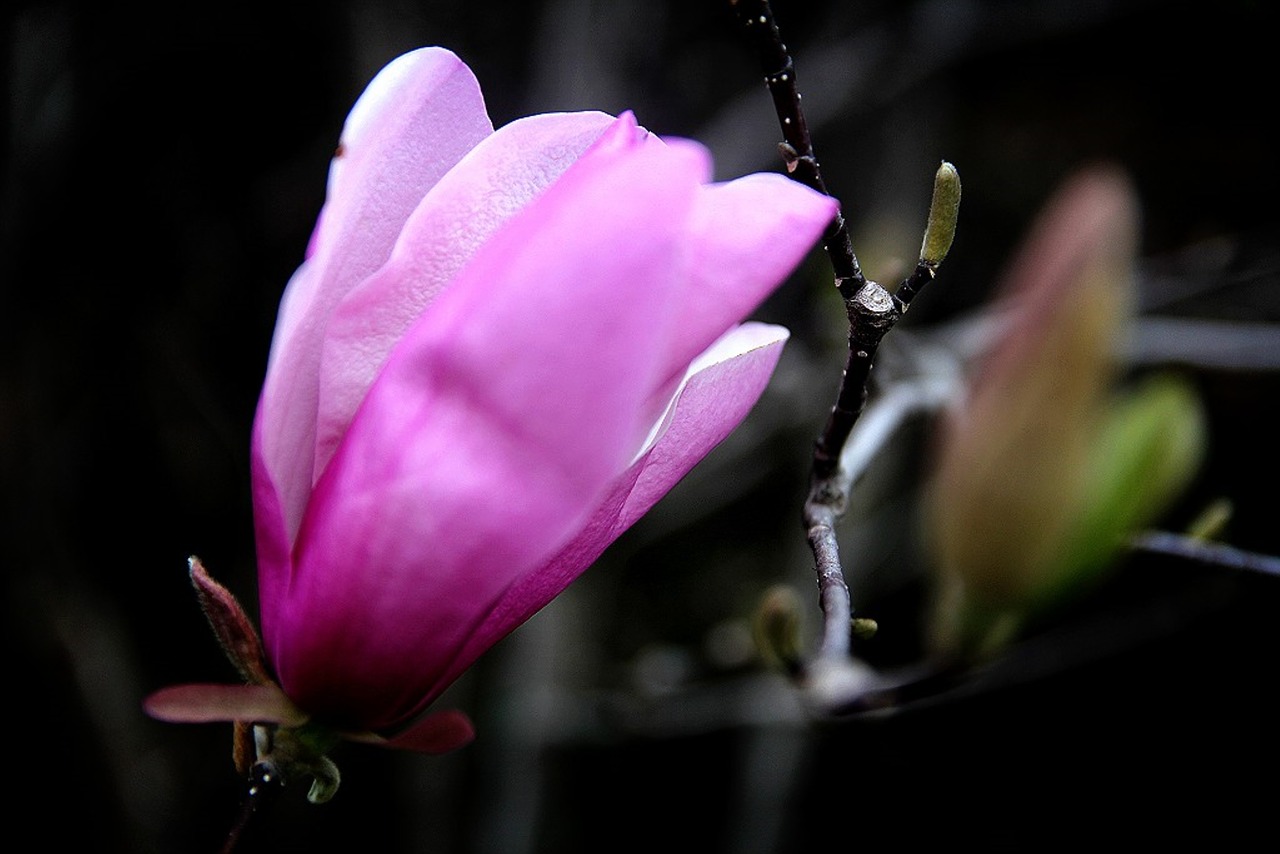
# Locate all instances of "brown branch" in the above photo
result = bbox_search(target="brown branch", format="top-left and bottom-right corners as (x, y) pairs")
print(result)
(731, 0), (957, 685)
(729, 0), (863, 292)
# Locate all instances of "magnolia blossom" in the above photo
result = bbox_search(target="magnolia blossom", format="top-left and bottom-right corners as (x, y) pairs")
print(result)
(156, 47), (835, 747)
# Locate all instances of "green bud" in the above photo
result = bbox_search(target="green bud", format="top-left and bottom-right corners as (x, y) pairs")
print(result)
(1187, 497), (1233, 541)
(753, 585), (805, 674)
(920, 161), (961, 267)
(851, 617), (879, 640)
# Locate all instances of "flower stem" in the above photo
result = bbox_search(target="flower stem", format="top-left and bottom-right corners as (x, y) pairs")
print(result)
(221, 761), (281, 854)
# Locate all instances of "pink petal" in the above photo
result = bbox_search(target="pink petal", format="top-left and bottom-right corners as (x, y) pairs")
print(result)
(313, 111), (620, 478)
(345, 709), (477, 754)
(620, 324), (790, 528)
(252, 407), (291, 630)
(266, 136), (713, 732)
(654, 172), (835, 389)
(142, 683), (309, 726)
(257, 48), (493, 546)
(413, 324), (790, 718)
(619, 173), (834, 444)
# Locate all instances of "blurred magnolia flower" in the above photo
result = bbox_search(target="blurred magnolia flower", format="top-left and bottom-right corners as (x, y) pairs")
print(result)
(927, 167), (1205, 661)
(145, 46), (836, 776)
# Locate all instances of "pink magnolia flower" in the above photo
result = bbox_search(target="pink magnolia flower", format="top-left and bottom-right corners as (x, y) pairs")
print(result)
(153, 47), (835, 750)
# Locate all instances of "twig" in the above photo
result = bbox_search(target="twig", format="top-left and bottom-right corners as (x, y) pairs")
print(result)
(731, 0), (959, 697)
(729, 0), (862, 290)
(834, 367), (962, 496)
(1130, 531), (1280, 578)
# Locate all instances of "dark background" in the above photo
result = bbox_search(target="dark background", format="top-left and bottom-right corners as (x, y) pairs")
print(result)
(4, 1), (1279, 851)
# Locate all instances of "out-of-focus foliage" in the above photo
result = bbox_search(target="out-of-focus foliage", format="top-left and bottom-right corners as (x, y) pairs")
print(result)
(927, 168), (1206, 660)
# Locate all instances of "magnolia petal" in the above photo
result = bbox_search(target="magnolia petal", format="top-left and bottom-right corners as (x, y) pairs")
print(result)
(266, 138), (714, 731)
(252, 407), (291, 630)
(345, 709), (476, 754)
(142, 683), (309, 727)
(410, 324), (790, 719)
(313, 111), (622, 478)
(258, 48), (493, 546)
(619, 323), (789, 530)
(618, 174), (832, 444)
(652, 173), (836, 388)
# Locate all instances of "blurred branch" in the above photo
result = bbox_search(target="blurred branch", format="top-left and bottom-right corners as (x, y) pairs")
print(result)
(833, 356), (961, 495)
(1130, 531), (1280, 578)
(1127, 317), (1280, 370)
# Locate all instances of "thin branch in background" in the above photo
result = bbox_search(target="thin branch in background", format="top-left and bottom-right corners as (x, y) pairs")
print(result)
(730, 0), (959, 700)
(1130, 531), (1280, 578)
